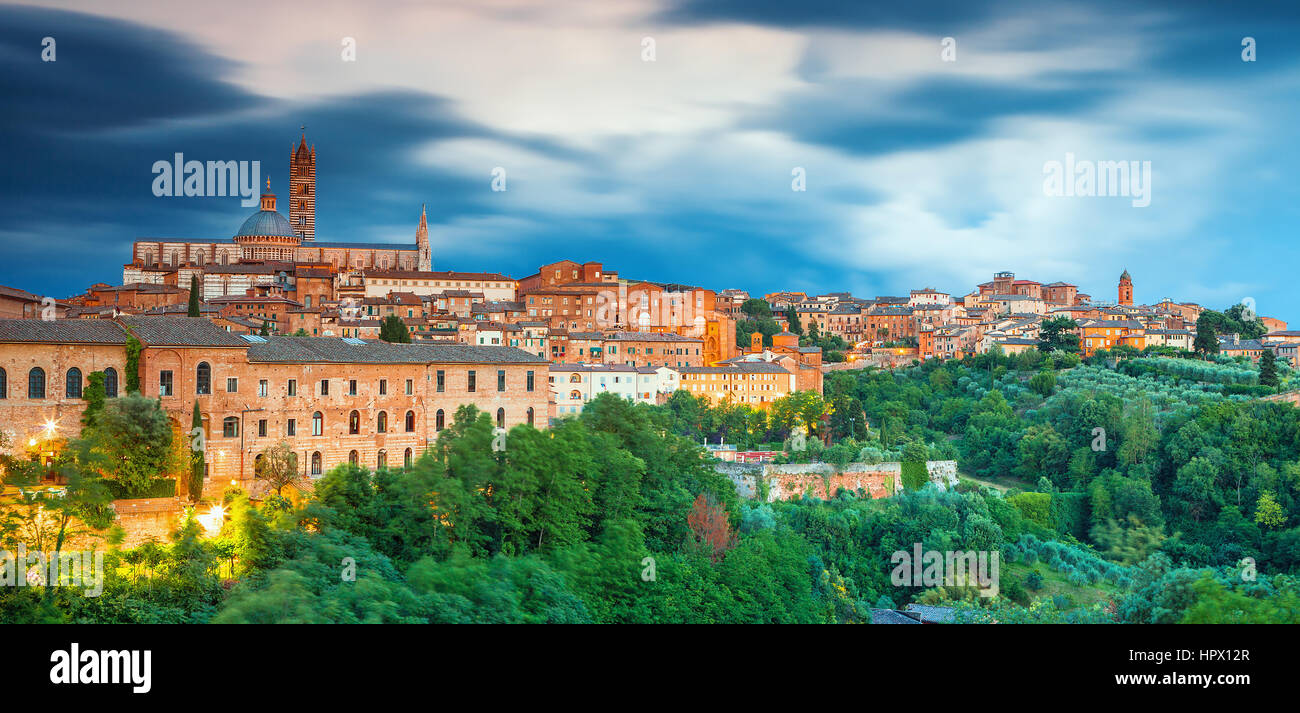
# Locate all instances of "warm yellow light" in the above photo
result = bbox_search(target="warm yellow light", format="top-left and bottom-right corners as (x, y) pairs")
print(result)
(196, 504), (226, 536)
(43, 418), (58, 434)
(28, 438), (36, 447)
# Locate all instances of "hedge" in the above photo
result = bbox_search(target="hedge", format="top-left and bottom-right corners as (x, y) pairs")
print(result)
(106, 478), (177, 500)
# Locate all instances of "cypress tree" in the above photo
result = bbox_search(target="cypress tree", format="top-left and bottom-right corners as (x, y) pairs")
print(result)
(1259, 350), (1279, 388)
(190, 401), (206, 503)
(187, 274), (201, 317)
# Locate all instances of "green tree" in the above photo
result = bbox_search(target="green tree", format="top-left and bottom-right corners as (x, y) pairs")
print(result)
(189, 402), (205, 503)
(1037, 316), (1080, 353)
(1259, 350), (1279, 387)
(1028, 369), (1057, 396)
(187, 274), (201, 317)
(255, 441), (300, 496)
(1194, 311), (1225, 356)
(1255, 490), (1286, 530)
(79, 393), (175, 496)
(740, 298), (772, 319)
(786, 308), (803, 336)
(379, 315), (411, 343)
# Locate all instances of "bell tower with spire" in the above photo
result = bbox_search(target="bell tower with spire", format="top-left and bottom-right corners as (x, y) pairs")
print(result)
(416, 204), (432, 271)
(289, 130), (316, 242)
(1118, 269), (1133, 306)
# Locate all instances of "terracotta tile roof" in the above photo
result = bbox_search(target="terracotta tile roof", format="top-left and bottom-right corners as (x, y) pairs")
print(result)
(245, 336), (549, 364)
(0, 319), (129, 344)
(120, 316), (250, 347)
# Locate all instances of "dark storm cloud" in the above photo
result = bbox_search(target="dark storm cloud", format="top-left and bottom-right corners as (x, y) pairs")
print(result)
(659, 0), (1300, 32)
(0, 6), (590, 297)
(739, 77), (1115, 156)
(0, 5), (255, 132)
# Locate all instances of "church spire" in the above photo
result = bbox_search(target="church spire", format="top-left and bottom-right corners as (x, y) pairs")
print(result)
(416, 204), (431, 271)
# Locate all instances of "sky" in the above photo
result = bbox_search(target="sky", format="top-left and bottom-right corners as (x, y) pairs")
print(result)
(2, 0), (1298, 320)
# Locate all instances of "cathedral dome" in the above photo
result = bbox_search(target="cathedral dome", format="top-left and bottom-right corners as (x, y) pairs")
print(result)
(235, 209), (296, 239)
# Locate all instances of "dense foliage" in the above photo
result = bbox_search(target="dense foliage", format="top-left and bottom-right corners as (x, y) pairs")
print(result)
(5, 347), (1300, 624)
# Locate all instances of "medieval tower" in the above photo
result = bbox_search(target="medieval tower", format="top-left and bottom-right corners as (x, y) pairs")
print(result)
(416, 204), (432, 271)
(1118, 269), (1133, 306)
(289, 133), (316, 242)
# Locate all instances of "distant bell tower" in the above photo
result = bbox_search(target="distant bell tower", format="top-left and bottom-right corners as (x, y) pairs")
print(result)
(289, 130), (316, 242)
(416, 204), (432, 271)
(1118, 269), (1133, 305)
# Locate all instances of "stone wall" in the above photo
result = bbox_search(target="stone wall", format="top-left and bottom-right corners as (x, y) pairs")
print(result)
(716, 460), (960, 502)
(714, 462), (761, 499)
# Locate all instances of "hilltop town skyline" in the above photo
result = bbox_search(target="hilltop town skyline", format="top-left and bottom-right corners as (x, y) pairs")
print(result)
(4, 1), (1300, 319)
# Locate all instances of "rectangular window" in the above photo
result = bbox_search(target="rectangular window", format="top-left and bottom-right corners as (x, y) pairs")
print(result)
(348, 379), (357, 396)
(436, 371), (445, 393)
(498, 370), (506, 392)
(286, 419), (296, 437)
(379, 379), (387, 396)
(258, 380), (268, 397)
(288, 379), (297, 396)
(468, 370), (476, 392)
(159, 370), (173, 397)
(526, 371), (535, 392)
(226, 377), (238, 393)
(223, 419), (239, 438)
(258, 419), (268, 437)
(320, 379), (329, 396)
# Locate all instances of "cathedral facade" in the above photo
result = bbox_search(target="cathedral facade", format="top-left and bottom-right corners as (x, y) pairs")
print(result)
(123, 133), (431, 294)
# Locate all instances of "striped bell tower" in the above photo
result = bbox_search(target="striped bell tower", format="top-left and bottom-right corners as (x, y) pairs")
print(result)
(289, 130), (316, 242)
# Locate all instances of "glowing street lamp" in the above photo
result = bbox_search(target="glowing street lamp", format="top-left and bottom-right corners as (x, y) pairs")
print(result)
(196, 504), (226, 536)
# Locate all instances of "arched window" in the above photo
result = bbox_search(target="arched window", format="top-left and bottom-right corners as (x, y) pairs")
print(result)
(103, 367), (118, 398)
(349, 410), (360, 434)
(196, 362), (211, 395)
(28, 368), (45, 399)
(377, 449), (387, 469)
(435, 409), (444, 431)
(0, 367), (7, 399)
(569, 373), (581, 383)
(65, 368), (82, 399)
(404, 448), (413, 468)
(569, 390), (581, 400)
(376, 411), (387, 433)
(312, 411), (323, 436)
(496, 408), (505, 428)
(311, 451), (322, 476)
(348, 450), (359, 466)
(527, 407), (535, 426)
(222, 417), (239, 437)
(406, 410), (416, 432)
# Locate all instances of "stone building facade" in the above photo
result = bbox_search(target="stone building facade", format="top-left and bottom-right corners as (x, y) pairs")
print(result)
(0, 317), (549, 499)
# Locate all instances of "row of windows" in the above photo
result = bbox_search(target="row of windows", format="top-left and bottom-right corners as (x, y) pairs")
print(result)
(307, 447), (406, 476)
(217, 406), (536, 439)
(188, 363), (535, 397)
(0, 367), (118, 400)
